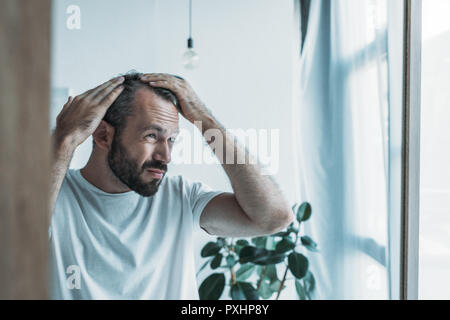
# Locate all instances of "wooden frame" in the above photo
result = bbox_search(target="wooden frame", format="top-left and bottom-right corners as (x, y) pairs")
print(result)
(0, 0), (51, 299)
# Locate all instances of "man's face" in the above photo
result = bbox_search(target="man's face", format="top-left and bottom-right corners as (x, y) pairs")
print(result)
(107, 88), (180, 197)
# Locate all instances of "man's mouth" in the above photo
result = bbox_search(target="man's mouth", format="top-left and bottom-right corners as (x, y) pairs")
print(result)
(146, 168), (165, 179)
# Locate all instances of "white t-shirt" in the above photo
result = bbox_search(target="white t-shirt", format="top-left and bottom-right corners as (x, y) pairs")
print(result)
(49, 169), (224, 300)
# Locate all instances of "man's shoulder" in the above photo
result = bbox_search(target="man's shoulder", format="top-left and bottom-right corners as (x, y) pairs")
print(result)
(163, 174), (187, 191)
(52, 170), (80, 206)
(163, 174), (203, 189)
(162, 174), (206, 197)
(58, 169), (76, 191)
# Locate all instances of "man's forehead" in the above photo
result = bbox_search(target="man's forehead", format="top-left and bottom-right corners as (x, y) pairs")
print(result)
(133, 87), (177, 112)
(131, 88), (179, 133)
(138, 123), (180, 135)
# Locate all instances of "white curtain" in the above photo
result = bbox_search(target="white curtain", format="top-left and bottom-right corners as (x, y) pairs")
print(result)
(292, 0), (391, 299)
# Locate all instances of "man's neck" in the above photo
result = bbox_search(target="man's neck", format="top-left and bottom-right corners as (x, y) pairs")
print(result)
(81, 153), (131, 194)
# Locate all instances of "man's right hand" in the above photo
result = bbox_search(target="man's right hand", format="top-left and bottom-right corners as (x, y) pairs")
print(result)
(54, 76), (125, 149)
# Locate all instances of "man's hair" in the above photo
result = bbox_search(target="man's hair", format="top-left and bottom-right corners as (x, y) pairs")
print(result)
(93, 71), (179, 147)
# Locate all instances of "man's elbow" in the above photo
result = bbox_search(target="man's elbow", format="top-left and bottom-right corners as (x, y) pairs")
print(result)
(264, 207), (295, 235)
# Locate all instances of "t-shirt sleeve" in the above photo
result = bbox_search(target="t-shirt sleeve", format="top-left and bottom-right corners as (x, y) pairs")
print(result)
(183, 177), (226, 233)
(48, 169), (71, 242)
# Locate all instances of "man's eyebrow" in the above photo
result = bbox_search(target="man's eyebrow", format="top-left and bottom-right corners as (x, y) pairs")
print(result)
(141, 124), (180, 135)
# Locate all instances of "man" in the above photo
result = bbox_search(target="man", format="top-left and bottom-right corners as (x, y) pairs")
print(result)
(50, 72), (293, 299)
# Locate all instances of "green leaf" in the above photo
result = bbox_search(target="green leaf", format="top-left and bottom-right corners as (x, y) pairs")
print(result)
(230, 283), (245, 300)
(256, 265), (263, 276)
(257, 280), (273, 299)
(269, 279), (282, 292)
(216, 237), (226, 247)
(231, 282), (259, 300)
(303, 271), (316, 296)
(226, 255), (237, 268)
(196, 259), (210, 276)
(236, 239), (249, 246)
(287, 225), (299, 234)
(288, 252), (309, 279)
(265, 237), (276, 250)
(199, 273), (225, 300)
(259, 251), (286, 265)
(201, 242), (221, 257)
(239, 246), (267, 264)
(210, 253), (223, 269)
(301, 236), (319, 252)
(295, 279), (307, 300)
(239, 246), (285, 265)
(234, 239), (249, 255)
(273, 230), (291, 237)
(236, 263), (255, 281)
(275, 238), (296, 253)
(242, 282), (259, 300)
(265, 264), (278, 282)
(251, 237), (267, 248)
(296, 202), (312, 222)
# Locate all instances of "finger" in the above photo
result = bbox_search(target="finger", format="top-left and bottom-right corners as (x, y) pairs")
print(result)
(92, 78), (125, 103)
(141, 75), (185, 88)
(140, 76), (166, 83)
(60, 96), (73, 114)
(172, 75), (185, 80)
(76, 76), (124, 100)
(63, 95), (71, 106)
(89, 76), (125, 99)
(146, 80), (172, 89)
(98, 85), (125, 108)
(140, 73), (173, 81)
(140, 73), (164, 79)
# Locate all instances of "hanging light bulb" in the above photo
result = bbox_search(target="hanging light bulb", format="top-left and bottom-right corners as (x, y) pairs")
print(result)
(183, 38), (199, 69)
(182, 0), (199, 69)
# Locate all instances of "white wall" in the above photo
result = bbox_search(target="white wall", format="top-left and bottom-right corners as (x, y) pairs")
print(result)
(51, 0), (297, 299)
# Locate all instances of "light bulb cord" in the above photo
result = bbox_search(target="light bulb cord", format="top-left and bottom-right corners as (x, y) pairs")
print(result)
(189, 0), (192, 39)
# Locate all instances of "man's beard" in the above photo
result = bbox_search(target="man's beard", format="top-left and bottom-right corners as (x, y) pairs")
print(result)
(107, 135), (167, 197)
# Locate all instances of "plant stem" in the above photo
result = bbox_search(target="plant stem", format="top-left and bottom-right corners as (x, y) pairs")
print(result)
(276, 223), (301, 300)
(276, 265), (289, 300)
(227, 240), (236, 286)
(256, 266), (266, 290)
(230, 265), (236, 286)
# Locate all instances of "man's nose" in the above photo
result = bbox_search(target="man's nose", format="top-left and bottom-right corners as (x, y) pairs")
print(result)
(152, 141), (171, 164)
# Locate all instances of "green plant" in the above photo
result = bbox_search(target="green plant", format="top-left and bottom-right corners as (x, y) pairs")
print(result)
(198, 202), (318, 300)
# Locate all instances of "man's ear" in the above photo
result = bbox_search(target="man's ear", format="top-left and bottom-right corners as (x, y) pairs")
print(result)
(92, 120), (115, 150)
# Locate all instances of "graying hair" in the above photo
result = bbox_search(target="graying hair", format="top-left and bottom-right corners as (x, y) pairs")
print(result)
(93, 71), (180, 147)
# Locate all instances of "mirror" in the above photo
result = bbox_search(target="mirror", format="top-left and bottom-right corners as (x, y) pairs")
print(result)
(49, 0), (405, 300)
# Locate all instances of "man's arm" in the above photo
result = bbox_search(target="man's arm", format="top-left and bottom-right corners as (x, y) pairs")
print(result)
(139, 74), (294, 237)
(196, 111), (293, 237)
(49, 77), (125, 222)
(49, 132), (76, 219)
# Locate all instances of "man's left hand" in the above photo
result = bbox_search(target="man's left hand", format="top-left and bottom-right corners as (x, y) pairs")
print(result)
(139, 73), (208, 123)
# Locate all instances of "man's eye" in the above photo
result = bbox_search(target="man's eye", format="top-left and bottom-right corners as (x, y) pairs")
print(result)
(146, 133), (157, 139)
(169, 137), (177, 143)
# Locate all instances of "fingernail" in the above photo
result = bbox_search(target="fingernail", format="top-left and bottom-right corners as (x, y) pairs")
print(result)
(117, 76), (125, 82)
(149, 82), (156, 85)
